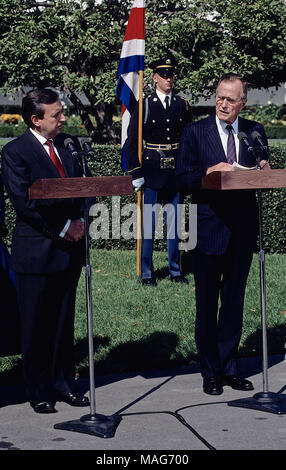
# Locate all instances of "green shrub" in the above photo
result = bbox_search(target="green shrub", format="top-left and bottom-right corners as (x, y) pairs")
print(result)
(262, 144), (286, 254)
(0, 121), (27, 137)
(265, 126), (286, 139)
(240, 103), (286, 126)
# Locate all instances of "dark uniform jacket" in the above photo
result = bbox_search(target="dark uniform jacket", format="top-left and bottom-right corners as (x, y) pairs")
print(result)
(125, 91), (192, 190)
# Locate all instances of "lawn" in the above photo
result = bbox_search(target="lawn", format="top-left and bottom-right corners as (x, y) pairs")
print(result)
(0, 249), (285, 384)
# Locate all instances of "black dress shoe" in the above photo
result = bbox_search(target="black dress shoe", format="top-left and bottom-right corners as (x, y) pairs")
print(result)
(56, 392), (90, 407)
(141, 278), (157, 286)
(30, 401), (57, 414)
(223, 375), (254, 391)
(203, 377), (223, 395)
(170, 275), (189, 284)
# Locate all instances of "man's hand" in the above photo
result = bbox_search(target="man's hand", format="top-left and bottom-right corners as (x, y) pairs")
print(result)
(259, 160), (271, 170)
(64, 219), (84, 242)
(206, 162), (234, 175)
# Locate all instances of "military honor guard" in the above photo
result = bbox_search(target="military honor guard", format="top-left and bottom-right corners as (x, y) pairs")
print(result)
(125, 57), (192, 285)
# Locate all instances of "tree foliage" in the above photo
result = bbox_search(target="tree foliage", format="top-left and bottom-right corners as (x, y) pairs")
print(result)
(0, 0), (285, 142)
(145, 0), (286, 98)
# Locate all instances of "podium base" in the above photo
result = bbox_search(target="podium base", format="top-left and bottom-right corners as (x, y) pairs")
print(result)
(228, 392), (286, 415)
(54, 413), (122, 438)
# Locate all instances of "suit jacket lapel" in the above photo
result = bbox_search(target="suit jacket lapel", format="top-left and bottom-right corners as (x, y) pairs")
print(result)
(57, 146), (74, 177)
(206, 116), (226, 161)
(25, 129), (74, 178)
(24, 130), (62, 178)
(152, 92), (163, 111)
(238, 117), (249, 164)
(169, 94), (176, 112)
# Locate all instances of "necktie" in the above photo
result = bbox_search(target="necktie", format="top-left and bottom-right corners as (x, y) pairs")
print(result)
(45, 140), (66, 178)
(165, 95), (170, 111)
(226, 124), (237, 164)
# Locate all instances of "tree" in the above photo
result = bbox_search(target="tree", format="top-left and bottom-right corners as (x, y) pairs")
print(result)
(0, 0), (285, 143)
(145, 0), (286, 98)
(0, 0), (124, 143)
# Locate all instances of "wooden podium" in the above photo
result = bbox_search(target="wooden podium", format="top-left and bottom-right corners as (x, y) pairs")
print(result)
(29, 175), (133, 199)
(202, 168), (286, 414)
(202, 168), (286, 190)
(29, 174), (133, 438)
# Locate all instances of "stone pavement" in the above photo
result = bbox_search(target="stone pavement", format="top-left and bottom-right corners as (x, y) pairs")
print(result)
(0, 354), (286, 455)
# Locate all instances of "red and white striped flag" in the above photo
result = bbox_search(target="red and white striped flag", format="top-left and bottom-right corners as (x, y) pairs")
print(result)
(116, 0), (145, 171)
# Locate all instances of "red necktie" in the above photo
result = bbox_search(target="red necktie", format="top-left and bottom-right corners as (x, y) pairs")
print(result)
(45, 140), (66, 178)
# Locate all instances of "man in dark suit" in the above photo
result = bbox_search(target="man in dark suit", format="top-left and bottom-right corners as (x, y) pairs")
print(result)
(125, 57), (192, 285)
(176, 73), (269, 395)
(1, 88), (90, 413)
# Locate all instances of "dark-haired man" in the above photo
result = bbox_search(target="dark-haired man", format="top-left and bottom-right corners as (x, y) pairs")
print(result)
(1, 88), (89, 413)
(176, 73), (269, 395)
(125, 58), (191, 285)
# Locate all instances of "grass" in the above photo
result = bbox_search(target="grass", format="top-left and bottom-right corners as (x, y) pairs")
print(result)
(0, 249), (285, 384)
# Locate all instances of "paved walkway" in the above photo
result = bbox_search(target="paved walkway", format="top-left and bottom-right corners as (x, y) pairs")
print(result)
(0, 354), (286, 454)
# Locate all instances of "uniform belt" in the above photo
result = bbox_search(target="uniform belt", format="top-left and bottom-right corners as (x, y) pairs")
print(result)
(145, 142), (179, 151)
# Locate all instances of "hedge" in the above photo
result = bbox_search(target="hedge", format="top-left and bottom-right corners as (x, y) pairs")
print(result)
(0, 141), (285, 254)
(0, 121), (89, 138)
(265, 126), (286, 139)
(1, 120), (286, 140)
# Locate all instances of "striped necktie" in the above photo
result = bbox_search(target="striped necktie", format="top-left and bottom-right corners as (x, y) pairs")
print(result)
(45, 140), (66, 178)
(226, 124), (237, 164)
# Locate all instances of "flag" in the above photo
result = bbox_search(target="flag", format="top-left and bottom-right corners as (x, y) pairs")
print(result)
(116, 0), (145, 172)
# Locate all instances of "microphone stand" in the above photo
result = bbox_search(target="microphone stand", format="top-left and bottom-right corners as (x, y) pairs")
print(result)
(228, 149), (286, 414)
(54, 150), (121, 437)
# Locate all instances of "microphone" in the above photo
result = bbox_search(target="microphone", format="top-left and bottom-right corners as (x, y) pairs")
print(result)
(64, 137), (82, 158)
(238, 131), (259, 159)
(79, 137), (95, 159)
(251, 130), (269, 157)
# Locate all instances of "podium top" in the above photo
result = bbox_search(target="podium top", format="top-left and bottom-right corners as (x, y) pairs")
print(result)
(202, 169), (286, 190)
(29, 176), (133, 200)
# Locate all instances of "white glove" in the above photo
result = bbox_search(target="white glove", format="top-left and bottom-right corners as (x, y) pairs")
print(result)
(132, 177), (145, 192)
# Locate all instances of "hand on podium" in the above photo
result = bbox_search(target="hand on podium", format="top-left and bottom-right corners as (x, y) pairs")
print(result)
(206, 162), (234, 175)
(259, 160), (271, 170)
(64, 219), (85, 242)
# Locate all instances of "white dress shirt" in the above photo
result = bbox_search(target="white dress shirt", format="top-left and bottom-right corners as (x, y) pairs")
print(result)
(156, 89), (172, 108)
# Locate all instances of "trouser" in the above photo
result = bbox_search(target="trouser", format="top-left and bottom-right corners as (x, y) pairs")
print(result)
(142, 186), (182, 279)
(16, 265), (82, 402)
(192, 240), (253, 378)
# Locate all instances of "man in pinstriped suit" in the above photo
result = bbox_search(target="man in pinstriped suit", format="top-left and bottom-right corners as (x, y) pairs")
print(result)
(176, 73), (269, 395)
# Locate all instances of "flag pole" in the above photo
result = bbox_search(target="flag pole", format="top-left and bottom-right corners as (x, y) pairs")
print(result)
(137, 69), (144, 280)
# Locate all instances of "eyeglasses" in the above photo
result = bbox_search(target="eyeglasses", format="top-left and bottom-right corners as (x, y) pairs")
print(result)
(216, 95), (245, 105)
